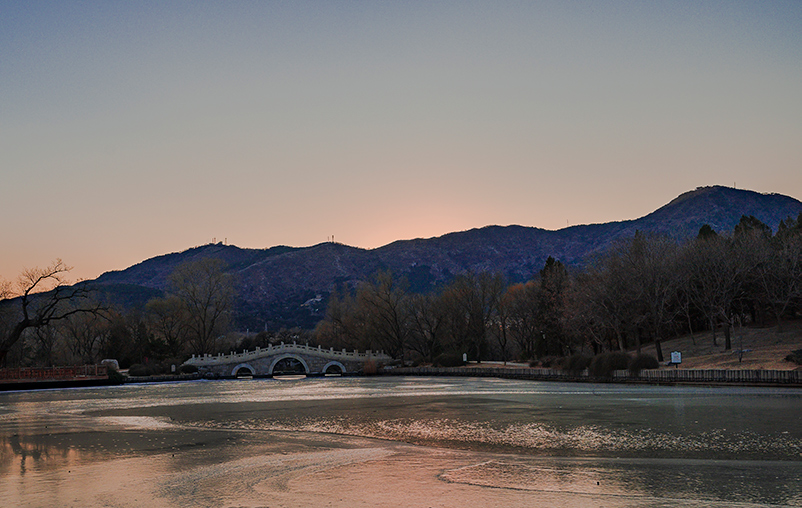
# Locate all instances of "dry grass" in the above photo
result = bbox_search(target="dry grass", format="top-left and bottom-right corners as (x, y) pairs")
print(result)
(446, 321), (802, 372)
(638, 320), (802, 371)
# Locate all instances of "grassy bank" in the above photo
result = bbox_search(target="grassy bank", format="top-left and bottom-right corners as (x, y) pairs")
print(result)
(638, 320), (802, 371)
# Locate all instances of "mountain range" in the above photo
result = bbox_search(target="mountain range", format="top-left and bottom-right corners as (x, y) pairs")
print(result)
(91, 186), (802, 330)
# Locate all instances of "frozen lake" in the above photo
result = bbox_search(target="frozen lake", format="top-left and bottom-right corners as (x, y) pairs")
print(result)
(1, 377), (800, 507)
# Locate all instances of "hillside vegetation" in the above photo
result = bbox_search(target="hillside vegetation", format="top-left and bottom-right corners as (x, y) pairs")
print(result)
(640, 321), (802, 371)
(2, 186), (801, 372)
(90, 186), (802, 331)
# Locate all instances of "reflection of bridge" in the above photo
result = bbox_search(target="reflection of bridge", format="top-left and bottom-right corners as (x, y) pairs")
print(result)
(182, 342), (393, 378)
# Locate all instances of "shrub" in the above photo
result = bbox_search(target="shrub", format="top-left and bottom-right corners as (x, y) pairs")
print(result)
(179, 364), (199, 374)
(539, 356), (560, 368)
(563, 354), (592, 374)
(101, 359), (120, 371)
(785, 349), (802, 365)
(127, 364), (154, 377)
(433, 352), (465, 368)
(589, 351), (631, 378)
(107, 368), (125, 385)
(148, 362), (171, 376)
(517, 352), (534, 363)
(628, 353), (660, 376)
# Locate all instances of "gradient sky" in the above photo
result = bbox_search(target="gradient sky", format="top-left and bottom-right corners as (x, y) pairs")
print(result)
(2, 1), (801, 282)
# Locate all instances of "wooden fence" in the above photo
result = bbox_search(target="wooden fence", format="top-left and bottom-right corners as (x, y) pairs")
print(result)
(0, 365), (108, 382)
(612, 368), (801, 385)
(388, 366), (802, 386)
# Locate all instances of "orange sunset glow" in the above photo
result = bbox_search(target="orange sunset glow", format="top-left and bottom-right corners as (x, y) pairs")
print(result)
(1, 1), (800, 281)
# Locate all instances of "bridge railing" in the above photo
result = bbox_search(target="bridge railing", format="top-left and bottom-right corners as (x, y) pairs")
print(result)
(186, 341), (391, 364)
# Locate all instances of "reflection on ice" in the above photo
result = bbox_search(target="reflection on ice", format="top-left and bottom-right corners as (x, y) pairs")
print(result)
(157, 448), (392, 506)
(96, 416), (176, 430)
(442, 460), (631, 496)
(442, 458), (802, 507)
(1, 377), (800, 507)
(0, 434), (91, 479)
(187, 416), (802, 460)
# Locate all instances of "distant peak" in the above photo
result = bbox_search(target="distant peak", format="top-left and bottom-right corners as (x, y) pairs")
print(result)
(664, 185), (758, 208)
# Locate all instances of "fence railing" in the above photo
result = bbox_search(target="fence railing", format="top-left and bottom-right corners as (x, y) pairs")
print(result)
(612, 368), (801, 385)
(0, 365), (108, 382)
(388, 366), (802, 385)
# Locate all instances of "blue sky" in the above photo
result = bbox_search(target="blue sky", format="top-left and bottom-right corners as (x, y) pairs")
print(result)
(2, 1), (801, 281)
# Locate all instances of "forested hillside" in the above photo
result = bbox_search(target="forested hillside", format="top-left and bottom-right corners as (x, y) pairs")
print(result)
(2, 186), (801, 370)
(93, 186), (802, 331)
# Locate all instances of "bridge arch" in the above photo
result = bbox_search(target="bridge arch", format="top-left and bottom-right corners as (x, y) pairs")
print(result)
(231, 363), (256, 377)
(269, 354), (310, 375)
(322, 361), (346, 375)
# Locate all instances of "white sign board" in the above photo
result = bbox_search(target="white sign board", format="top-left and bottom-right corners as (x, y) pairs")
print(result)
(670, 351), (682, 364)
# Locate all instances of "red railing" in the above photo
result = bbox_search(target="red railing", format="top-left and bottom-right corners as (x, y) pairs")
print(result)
(0, 365), (108, 382)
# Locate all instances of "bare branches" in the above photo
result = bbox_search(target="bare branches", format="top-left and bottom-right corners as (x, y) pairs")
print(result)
(0, 260), (105, 364)
(356, 270), (412, 362)
(0, 277), (11, 301)
(167, 258), (234, 356)
(16, 259), (72, 297)
(314, 222), (802, 366)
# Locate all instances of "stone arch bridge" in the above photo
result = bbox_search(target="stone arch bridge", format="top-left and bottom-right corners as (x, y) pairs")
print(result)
(182, 342), (393, 378)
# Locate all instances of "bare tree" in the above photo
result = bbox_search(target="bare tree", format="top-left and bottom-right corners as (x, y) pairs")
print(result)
(625, 233), (681, 362)
(408, 292), (448, 363)
(314, 287), (370, 350)
(492, 288), (514, 363)
(442, 272), (504, 362)
(32, 324), (61, 367)
(0, 278), (11, 301)
(146, 296), (189, 357)
(62, 310), (108, 365)
(356, 271), (411, 363)
(562, 278), (606, 356)
(169, 258), (234, 356)
(751, 229), (802, 331)
(538, 257), (570, 356)
(0, 260), (103, 365)
(686, 236), (749, 349)
(579, 252), (641, 353)
(506, 281), (543, 360)
(674, 247), (699, 344)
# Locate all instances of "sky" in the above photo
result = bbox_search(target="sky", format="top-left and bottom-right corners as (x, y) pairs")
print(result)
(2, 0), (801, 283)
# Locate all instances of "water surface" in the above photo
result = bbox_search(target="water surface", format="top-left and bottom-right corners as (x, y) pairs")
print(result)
(1, 377), (800, 507)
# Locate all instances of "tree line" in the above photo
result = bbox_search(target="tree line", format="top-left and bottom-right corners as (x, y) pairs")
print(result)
(2, 213), (800, 370)
(314, 214), (802, 365)
(0, 258), (239, 371)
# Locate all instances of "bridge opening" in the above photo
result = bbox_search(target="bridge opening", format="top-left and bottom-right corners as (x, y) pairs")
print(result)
(324, 364), (343, 376)
(272, 357), (307, 376)
(235, 367), (254, 378)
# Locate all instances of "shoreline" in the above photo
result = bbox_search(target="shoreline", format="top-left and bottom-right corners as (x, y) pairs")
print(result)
(0, 377), (112, 391)
(1, 366), (800, 392)
(383, 366), (802, 387)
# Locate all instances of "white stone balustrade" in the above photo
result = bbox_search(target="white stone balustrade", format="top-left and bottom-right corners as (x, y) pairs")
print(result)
(187, 342), (390, 366)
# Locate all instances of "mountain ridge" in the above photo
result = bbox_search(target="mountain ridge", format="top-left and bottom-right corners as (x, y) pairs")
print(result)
(91, 186), (802, 330)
